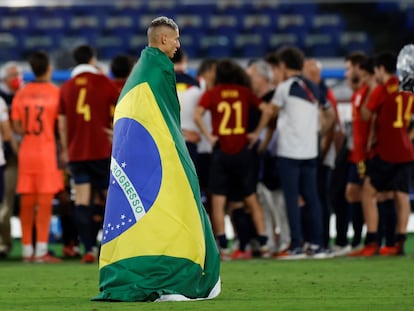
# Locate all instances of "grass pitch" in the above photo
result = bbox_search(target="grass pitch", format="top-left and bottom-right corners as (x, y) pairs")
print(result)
(0, 251), (413, 311)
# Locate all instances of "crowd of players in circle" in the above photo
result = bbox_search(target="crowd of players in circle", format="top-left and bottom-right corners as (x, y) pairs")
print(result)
(0, 42), (412, 263)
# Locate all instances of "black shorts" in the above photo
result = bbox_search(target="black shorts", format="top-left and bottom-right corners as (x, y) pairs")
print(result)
(68, 158), (110, 189)
(196, 152), (212, 190)
(208, 146), (258, 200)
(347, 161), (366, 185)
(366, 156), (413, 193)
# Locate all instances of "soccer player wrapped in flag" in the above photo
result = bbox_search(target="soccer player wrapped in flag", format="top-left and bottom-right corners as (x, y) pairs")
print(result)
(93, 17), (221, 302)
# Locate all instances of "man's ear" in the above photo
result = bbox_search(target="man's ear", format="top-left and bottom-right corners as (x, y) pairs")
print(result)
(161, 33), (167, 45)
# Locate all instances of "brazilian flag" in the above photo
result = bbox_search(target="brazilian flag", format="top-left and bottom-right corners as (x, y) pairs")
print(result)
(93, 47), (221, 302)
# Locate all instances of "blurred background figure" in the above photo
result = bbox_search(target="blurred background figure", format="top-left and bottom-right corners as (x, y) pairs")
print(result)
(110, 53), (135, 93)
(195, 58), (217, 217)
(303, 58), (338, 252)
(0, 61), (23, 257)
(194, 59), (272, 260)
(271, 46), (334, 259)
(58, 44), (119, 263)
(246, 59), (290, 255)
(172, 47), (201, 165)
(11, 51), (64, 263)
(331, 52), (367, 256)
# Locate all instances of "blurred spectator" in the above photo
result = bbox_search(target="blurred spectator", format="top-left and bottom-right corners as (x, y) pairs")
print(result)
(332, 52), (367, 256)
(0, 95), (15, 258)
(0, 61), (22, 257)
(58, 44), (119, 263)
(110, 53), (135, 92)
(246, 59), (290, 255)
(195, 59), (217, 216)
(172, 47), (201, 164)
(303, 58), (337, 251)
(11, 51), (63, 263)
(353, 51), (413, 256)
(271, 46), (334, 259)
(194, 59), (273, 259)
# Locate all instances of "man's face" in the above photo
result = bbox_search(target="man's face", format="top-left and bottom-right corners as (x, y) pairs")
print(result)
(163, 28), (180, 59)
(204, 64), (216, 89)
(303, 60), (320, 85)
(374, 66), (383, 83)
(4, 65), (22, 92)
(270, 64), (282, 86)
(246, 65), (263, 95)
(345, 60), (360, 91)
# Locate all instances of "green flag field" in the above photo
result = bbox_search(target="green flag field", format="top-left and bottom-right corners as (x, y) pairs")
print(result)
(0, 238), (413, 311)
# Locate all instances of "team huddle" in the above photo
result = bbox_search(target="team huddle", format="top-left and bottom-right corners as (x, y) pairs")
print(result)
(177, 46), (414, 260)
(0, 31), (413, 264)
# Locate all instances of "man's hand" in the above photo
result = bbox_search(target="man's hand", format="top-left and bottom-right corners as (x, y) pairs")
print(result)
(247, 131), (259, 148)
(207, 134), (219, 147)
(103, 127), (114, 143)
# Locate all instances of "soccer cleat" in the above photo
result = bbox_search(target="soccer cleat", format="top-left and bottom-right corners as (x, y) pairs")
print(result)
(259, 245), (272, 259)
(348, 242), (379, 257)
(219, 248), (232, 261)
(306, 245), (332, 259)
(22, 255), (34, 263)
(81, 252), (96, 264)
(35, 254), (62, 263)
(63, 245), (80, 258)
(231, 249), (252, 260)
(275, 248), (307, 260)
(379, 245), (399, 256)
(331, 244), (352, 257)
(380, 241), (405, 256)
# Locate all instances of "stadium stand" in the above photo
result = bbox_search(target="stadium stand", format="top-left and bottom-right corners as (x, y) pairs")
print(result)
(0, 1), (411, 63)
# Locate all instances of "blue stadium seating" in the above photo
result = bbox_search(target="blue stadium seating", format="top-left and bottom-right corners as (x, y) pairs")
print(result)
(340, 32), (372, 55)
(305, 33), (337, 57)
(405, 7), (414, 30)
(96, 35), (126, 60)
(0, 3), (407, 62)
(235, 34), (266, 59)
(0, 32), (20, 60)
(269, 33), (300, 51)
(200, 35), (233, 58)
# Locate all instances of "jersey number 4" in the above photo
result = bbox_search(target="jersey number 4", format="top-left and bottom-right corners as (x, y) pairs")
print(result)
(76, 88), (91, 122)
(218, 100), (245, 135)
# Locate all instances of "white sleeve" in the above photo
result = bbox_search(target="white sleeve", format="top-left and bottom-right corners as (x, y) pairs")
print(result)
(271, 82), (286, 108)
(0, 97), (9, 122)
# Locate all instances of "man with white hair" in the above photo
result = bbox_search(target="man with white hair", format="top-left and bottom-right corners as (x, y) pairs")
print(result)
(246, 59), (290, 255)
(0, 61), (22, 257)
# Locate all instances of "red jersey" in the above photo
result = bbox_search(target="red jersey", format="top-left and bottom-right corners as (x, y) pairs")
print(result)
(59, 72), (119, 161)
(349, 83), (371, 162)
(112, 79), (126, 94)
(11, 82), (60, 174)
(366, 75), (414, 163)
(198, 84), (261, 154)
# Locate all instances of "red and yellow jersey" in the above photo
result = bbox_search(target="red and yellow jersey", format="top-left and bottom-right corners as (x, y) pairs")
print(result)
(59, 72), (119, 161)
(349, 83), (371, 163)
(11, 82), (60, 174)
(198, 84), (261, 154)
(366, 75), (414, 163)
(112, 79), (126, 95)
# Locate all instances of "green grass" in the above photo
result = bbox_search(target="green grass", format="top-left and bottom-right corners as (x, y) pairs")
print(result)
(0, 242), (414, 310)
